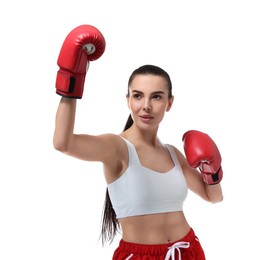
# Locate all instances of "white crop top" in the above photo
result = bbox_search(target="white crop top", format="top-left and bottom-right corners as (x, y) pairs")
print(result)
(107, 138), (188, 219)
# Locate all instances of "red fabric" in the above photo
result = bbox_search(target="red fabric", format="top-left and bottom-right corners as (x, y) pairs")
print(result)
(112, 228), (206, 260)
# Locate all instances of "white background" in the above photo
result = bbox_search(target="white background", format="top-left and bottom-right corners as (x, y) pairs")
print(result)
(1, 0), (272, 259)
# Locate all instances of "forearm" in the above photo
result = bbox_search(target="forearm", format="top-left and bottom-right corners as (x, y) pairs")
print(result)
(205, 183), (223, 203)
(53, 97), (77, 152)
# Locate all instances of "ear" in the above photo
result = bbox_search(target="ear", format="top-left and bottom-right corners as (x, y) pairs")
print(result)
(166, 96), (174, 112)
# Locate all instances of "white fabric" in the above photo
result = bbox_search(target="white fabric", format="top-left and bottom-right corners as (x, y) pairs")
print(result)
(164, 241), (190, 260)
(108, 137), (188, 218)
(125, 253), (134, 260)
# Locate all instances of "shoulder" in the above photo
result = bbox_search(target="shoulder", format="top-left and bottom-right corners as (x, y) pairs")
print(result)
(97, 133), (128, 157)
(97, 133), (130, 166)
(167, 144), (187, 166)
(167, 144), (196, 176)
(169, 144), (203, 188)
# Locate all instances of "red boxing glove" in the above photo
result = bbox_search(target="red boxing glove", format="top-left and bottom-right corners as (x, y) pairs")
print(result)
(55, 24), (106, 98)
(182, 130), (223, 185)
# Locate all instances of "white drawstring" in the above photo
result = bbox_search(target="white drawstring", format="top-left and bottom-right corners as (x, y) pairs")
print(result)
(164, 241), (190, 260)
(125, 253), (133, 260)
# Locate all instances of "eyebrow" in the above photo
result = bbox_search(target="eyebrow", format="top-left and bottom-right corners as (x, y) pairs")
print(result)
(131, 90), (166, 95)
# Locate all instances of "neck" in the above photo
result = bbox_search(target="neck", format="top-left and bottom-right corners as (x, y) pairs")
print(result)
(123, 125), (160, 147)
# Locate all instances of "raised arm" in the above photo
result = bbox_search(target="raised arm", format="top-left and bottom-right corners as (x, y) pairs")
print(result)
(53, 25), (114, 162)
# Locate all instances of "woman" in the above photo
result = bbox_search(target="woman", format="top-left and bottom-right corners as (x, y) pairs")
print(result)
(54, 25), (223, 260)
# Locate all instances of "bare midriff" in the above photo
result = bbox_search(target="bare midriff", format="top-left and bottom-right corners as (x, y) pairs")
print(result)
(119, 211), (191, 244)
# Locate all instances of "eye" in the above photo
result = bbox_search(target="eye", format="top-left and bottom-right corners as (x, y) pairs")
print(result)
(132, 93), (142, 99)
(152, 94), (162, 100)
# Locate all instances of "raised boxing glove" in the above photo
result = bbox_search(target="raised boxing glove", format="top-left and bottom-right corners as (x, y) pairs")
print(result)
(55, 24), (106, 98)
(182, 130), (223, 185)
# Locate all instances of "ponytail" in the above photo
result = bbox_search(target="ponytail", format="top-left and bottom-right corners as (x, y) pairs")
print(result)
(123, 114), (133, 131)
(100, 189), (119, 245)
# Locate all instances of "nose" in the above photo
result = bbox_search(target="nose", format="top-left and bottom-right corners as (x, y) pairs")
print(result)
(143, 99), (151, 112)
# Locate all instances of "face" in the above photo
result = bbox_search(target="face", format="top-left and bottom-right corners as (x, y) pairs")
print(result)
(127, 74), (174, 130)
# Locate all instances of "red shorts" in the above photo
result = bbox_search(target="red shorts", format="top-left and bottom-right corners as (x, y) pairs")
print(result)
(112, 228), (206, 260)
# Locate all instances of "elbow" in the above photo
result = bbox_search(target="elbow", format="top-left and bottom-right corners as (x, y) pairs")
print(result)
(53, 136), (70, 153)
(210, 195), (224, 204)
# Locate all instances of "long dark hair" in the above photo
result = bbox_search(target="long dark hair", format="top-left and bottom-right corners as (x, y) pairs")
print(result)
(100, 65), (173, 245)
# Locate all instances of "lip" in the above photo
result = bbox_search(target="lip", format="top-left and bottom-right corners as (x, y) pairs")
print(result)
(140, 114), (154, 123)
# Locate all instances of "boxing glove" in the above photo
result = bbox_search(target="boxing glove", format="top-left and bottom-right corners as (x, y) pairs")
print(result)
(182, 130), (223, 185)
(55, 24), (106, 98)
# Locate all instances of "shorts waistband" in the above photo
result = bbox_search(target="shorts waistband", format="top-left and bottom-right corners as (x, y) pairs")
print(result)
(118, 228), (196, 256)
